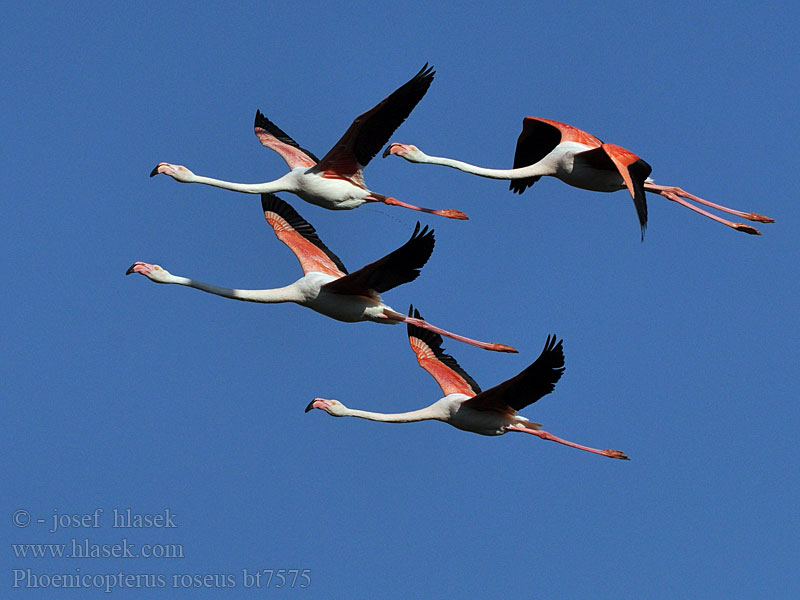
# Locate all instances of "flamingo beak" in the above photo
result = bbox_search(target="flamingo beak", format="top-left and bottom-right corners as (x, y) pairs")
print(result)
(125, 263), (137, 275)
(149, 164), (161, 177)
(304, 400), (316, 413)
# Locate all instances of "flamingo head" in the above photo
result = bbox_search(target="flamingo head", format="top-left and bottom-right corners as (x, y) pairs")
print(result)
(150, 162), (195, 181)
(382, 143), (424, 162)
(126, 261), (172, 283)
(304, 397), (348, 416)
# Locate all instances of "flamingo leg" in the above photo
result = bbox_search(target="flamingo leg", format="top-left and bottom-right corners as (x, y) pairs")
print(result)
(388, 313), (517, 353)
(366, 195), (469, 221)
(507, 425), (629, 460)
(644, 183), (773, 235)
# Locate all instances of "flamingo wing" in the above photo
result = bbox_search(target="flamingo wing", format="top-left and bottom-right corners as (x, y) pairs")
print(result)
(254, 110), (319, 169)
(323, 223), (434, 297)
(464, 335), (564, 413)
(406, 306), (480, 397)
(315, 64), (435, 184)
(509, 117), (565, 194)
(261, 194), (347, 277)
(575, 143), (652, 237)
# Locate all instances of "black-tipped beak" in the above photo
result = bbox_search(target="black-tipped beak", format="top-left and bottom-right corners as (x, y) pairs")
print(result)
(149, 165), (160, 177)
(304, 400), (316, 413)
(125, 264), (137, 275)
(382, 145), (391, 158)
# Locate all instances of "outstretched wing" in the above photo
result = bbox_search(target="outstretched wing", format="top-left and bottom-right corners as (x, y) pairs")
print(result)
(254, 110), (319, 169)
(315, 64), (435, 183)
(323, 223), (434, 296)
(464, 335), (565, 413)
(261, 194), (347, 277)
(407, 306), (480, 397)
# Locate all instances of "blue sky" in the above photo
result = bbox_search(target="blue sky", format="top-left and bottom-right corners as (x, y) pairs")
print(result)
(3, 1), (798, 597)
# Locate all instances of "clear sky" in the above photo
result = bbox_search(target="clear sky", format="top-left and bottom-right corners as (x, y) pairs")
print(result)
(3, 1), (798, 598)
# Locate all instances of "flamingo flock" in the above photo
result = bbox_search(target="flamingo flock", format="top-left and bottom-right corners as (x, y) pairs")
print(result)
(132, 64), (776, 461)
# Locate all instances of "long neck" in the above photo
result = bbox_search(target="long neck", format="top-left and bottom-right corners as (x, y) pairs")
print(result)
(414, 152), (551, 180)
(343, 404), (442, 423)
(189, 174), (291, 194)
(165, 274), (301, 304)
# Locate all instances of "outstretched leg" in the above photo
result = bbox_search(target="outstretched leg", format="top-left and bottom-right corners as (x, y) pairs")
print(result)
(365, 194), (469, 221)
(384, 310), (517, 353)
(644, 183), (773, 235)
(506, 424), (629, 460)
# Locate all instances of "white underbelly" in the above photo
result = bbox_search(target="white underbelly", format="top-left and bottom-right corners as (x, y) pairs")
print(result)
(293, 169), (370, 209)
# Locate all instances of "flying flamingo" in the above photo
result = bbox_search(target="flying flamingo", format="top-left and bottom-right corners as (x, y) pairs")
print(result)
(150, 64), (467, 220)
(127, 194), (514, 353)
(384, 116), (773, 237)
(306, 307), (628, 460)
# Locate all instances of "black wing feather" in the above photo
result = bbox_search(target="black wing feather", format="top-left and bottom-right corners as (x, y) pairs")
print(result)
(260, 194), (348, 273)
(627, 158), (652, 240)
(351, 64), (435, 168)
(323, 223), (434, 295)
(509, 119), (563, 194)
(470, 335), (565, 412)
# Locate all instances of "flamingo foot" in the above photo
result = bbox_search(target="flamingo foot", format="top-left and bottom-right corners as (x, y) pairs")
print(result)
(430, 208), (469, 220)
(745, 213), (774, 223)
(483, 342), (518, 353)
(733, 223), (761, 235)
(604, 449), (630, 460)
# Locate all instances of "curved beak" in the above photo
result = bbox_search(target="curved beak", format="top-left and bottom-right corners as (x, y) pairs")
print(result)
(149, 164), (161, 177)
(304, 400), (316, 413)
(125, 263), (137, 275)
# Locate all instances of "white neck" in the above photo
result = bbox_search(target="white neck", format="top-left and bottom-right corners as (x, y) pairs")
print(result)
(188, 173), (293, 194)
(343, 404), (444, 423)
(165, 274), (302, 304)
(409, 151), (552, 180)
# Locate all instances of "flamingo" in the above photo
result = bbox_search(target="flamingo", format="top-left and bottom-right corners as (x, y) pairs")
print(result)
(384, 116), (774, 237)
(126, 194), (514, 353)
(306, 307), (628, 460)
(150, 64), (467, 220)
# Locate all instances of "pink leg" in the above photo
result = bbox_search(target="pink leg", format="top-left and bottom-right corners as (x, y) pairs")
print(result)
(644, 183), (773, 235)
(391, 313), (517, 353)
(507, 425), (629, 460)
(366, 195), (469, 220)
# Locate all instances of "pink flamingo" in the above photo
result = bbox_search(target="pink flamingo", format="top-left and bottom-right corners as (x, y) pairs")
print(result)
(127, 194), (513, 353)
(151, 64), (466, 220)
(385, 116), (773, 237)
(307, 307), (628, 459)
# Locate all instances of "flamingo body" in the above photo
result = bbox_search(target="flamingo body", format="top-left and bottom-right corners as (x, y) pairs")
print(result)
(385, 115), (773, 237)
(127, 194), (513, 352)
(307, 308), (628, 459)
(151, 65), (467, 220)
